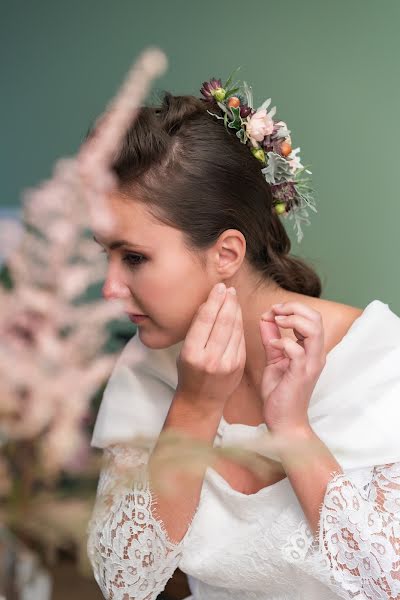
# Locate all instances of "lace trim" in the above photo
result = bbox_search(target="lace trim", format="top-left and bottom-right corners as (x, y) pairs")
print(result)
(87, 444), (185, 600)
(282, 462), (400, 599)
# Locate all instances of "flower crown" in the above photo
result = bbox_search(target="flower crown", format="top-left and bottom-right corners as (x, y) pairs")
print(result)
(200, 70), (317, 243)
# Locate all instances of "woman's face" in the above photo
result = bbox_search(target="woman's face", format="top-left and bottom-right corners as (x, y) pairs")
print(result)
(93, 193), (216, 349)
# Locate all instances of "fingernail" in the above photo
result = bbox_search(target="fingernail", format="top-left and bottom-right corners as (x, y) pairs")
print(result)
(275, 315), (286, 321)
(269, 338), (280, 344)
(216, 283), (226, 293)
(273, 303), (284, 308)
(227, 287), (236, 295)
(261, 310), (272, 320)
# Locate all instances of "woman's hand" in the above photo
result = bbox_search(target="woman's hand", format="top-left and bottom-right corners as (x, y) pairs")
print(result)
(176, 283), (246, 414)
(259, 302), (326, 435)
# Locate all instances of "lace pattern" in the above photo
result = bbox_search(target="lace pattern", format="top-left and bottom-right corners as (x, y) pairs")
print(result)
(87, 444), (184, 600)
(283, 462), (400, 599)
(88, 447), (400, 599)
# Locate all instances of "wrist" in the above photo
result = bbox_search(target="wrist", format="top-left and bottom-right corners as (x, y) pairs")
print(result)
(269, 421), (314, 440)
(174, 387), (226, 417)
(164, 389), (224, 441)
(270, 424), (317, 462)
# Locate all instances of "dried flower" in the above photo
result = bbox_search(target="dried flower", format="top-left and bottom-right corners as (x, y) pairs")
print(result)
(239, 104), (253, 118)
(201, 71), (317, 242)
(200, 78), (226, 102)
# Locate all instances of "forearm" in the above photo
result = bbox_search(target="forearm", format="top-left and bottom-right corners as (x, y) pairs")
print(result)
(148, 390), (223, 544)
(276, 426), (343, 536)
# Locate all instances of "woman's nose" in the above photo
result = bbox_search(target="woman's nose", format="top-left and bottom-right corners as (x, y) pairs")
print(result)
(102, 266), (131, 301)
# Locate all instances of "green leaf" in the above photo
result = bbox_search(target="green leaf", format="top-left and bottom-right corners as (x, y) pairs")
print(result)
(242, 81), (253, 108)
(257, 97), (272, 112)
(224, 66), (241, 90)
(261, 152), (293, 184)
(294, 164), (312, 175)
(296, 188), (317, 212)
(236, 128), (247, 144)
(274, 126), (291, 139)
(227, 106), (242, 130)
(226, 86), (240, 97)
(217, 101), (229, 114)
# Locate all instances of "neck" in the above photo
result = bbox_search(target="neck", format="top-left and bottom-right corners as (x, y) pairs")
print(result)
(233, 278), (308, 392)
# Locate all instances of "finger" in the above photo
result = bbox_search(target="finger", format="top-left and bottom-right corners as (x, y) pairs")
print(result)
(222, 303), (245, 365)
(261, 356), (290, 398)
(259, 309), (281, 338)
(185, 283), (227, 350)
(206, 288), (239, 358)
(268, 337), (306, 378)
(268, 301), (322, 324)
(259, 319), (284, 363)
(273, 314), (324, 360)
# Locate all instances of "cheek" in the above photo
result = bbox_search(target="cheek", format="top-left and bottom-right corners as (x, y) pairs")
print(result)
(166, 258), (206, 296)
(144, 259), (207, 318)
(134, 261), (212, 349)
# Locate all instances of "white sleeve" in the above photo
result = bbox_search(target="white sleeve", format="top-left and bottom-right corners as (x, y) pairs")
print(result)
(282, 462), (400, 599)
(87, 444), (186, 600)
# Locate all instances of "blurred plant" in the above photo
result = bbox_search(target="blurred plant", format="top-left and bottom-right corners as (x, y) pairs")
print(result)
(0, 47), (168, 595)
(0, 45), (319, 599)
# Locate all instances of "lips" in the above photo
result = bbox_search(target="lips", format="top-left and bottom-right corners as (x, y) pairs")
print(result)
(126, 313), (149, 324)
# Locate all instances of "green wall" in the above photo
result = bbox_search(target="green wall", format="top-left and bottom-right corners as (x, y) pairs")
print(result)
(2, 0), (400, 313)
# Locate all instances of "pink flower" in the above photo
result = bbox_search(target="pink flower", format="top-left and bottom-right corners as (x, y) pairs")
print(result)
(246, 109), (274, 143)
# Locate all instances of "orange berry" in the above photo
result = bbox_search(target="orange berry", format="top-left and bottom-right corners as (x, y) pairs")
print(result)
(227, 96), (240, 108)
(280, 141), (292, 157)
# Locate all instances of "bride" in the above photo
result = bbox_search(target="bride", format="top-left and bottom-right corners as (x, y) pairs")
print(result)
(86, 76), (400, 599)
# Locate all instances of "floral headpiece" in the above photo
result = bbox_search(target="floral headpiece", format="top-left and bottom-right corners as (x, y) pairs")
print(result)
(200, 70), (317, 243)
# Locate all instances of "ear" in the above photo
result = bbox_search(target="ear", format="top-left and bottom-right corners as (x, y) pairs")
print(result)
(212, 229), (246, 278)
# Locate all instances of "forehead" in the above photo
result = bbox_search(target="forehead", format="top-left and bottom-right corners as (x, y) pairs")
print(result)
(107, 193), (156, 224)
(92, 193), (178, 249)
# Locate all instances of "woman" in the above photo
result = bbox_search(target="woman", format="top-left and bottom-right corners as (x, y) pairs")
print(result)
(87, 78), (400, 599)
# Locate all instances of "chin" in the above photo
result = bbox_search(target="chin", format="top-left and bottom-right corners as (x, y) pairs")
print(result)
(137, 326), (185, 350)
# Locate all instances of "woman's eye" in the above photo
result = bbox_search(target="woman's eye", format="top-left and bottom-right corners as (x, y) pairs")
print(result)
(97, 249), (145, 269)
(123, 253), (146, 268)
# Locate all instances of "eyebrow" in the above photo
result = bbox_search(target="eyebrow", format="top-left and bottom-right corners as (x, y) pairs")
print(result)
(92, 235), (150, 251)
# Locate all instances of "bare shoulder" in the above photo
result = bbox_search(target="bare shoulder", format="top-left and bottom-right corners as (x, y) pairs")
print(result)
(295, 294), (364, 321)
(306, 297), (364, 352)
(314, 297), (364, 319)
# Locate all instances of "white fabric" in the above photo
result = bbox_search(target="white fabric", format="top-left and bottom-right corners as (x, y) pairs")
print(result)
(88, 299), (400, 599)
(92, 299), (400, 469)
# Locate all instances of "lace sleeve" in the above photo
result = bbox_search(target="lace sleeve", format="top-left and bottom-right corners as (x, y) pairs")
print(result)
(87, 444), (185, 600)
(283, 462), (400, 599)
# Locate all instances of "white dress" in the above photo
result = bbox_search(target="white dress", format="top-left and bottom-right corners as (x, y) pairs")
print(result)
(87, 300), (400, 600)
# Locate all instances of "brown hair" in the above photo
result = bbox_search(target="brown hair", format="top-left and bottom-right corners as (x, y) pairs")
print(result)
(93, 92), (322, 297)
